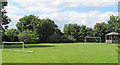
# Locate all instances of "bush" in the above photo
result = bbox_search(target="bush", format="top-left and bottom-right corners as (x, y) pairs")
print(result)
(22, 30), (39, 43)
(47, 33), (76, 43)
(47, 33), (61, 43)
(30, 32), (39, 43)
(18, 32), (31, 44)
(2, 31), (8, 41)
(5, 29), (19, 42)
(60, 35), (76, 43)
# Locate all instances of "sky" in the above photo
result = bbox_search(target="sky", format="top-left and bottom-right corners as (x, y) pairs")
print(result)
(5, 0), (119, 31)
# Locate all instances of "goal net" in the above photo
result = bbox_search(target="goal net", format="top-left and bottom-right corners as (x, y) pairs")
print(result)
(84, 37), (101, 43)
(2, 42), (34, 53)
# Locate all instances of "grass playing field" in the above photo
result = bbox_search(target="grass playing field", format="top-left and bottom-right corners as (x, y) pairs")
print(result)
(2, 43), (118, 63)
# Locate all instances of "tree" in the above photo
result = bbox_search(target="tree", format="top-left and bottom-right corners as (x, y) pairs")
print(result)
(17, 15), (58, 42)
(107, 15), (120, 33)
(86, 27), (95, 37)
(35, 19), (58, 42)
(94, 22), (107, 42)
(1, 3), (11, 42)
(79, 25), (88, 42)
(63, 24), (94, 42)
(1, 3), (11, 30)
(16, 15), (40, 32)
(63, 24), (80, 42)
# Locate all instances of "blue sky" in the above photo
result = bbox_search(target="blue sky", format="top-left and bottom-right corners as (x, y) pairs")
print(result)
(6, 0), (118, 30)
(10, 2), (118, 15)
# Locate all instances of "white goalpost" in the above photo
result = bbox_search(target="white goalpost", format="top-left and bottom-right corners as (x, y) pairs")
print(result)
(84, 37), (101, 43)
(2, 42), (34, 53)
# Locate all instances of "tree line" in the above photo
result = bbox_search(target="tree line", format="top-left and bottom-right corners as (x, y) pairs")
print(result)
(2, 15), (120, 43)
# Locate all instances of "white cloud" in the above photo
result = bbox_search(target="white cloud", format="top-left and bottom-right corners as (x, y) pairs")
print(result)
(5, 3), (24, 15)
(5, 0), (118, 29)
(7, 0), (119, 12)
(38, 11), (117, 29)
(7, 15), (23, 29)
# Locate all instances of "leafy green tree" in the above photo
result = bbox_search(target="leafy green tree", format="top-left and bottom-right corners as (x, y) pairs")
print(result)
(17, 15), (58, 42)
(16, 15), (40, 32)
(107, 15), (120, 33)
(35, 19), (58, 42)
(63, 24), (80, 42)
(63, 24), (94, 42)
(86, 27), (95, 37)
(79, 25), (88, 42)
(1, 3), (11, 30)
(94, 22), (107, 42)
(1, 3), (11, 42)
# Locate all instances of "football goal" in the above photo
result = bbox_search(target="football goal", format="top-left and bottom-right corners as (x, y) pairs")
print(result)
(84, 37), (101, 43)
(2, 42), (34, 53)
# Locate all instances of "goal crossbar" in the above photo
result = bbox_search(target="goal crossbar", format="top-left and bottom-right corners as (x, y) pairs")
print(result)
(2, 42), (25, 52)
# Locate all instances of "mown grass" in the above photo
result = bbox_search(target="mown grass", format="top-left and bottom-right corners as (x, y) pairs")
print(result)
(2, 43), (118, 63)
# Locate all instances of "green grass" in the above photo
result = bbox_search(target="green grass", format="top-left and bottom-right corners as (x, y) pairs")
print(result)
(2, 43), (118, 63)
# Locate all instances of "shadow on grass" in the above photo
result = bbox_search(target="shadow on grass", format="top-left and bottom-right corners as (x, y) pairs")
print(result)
(3, 45), (55, 48)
